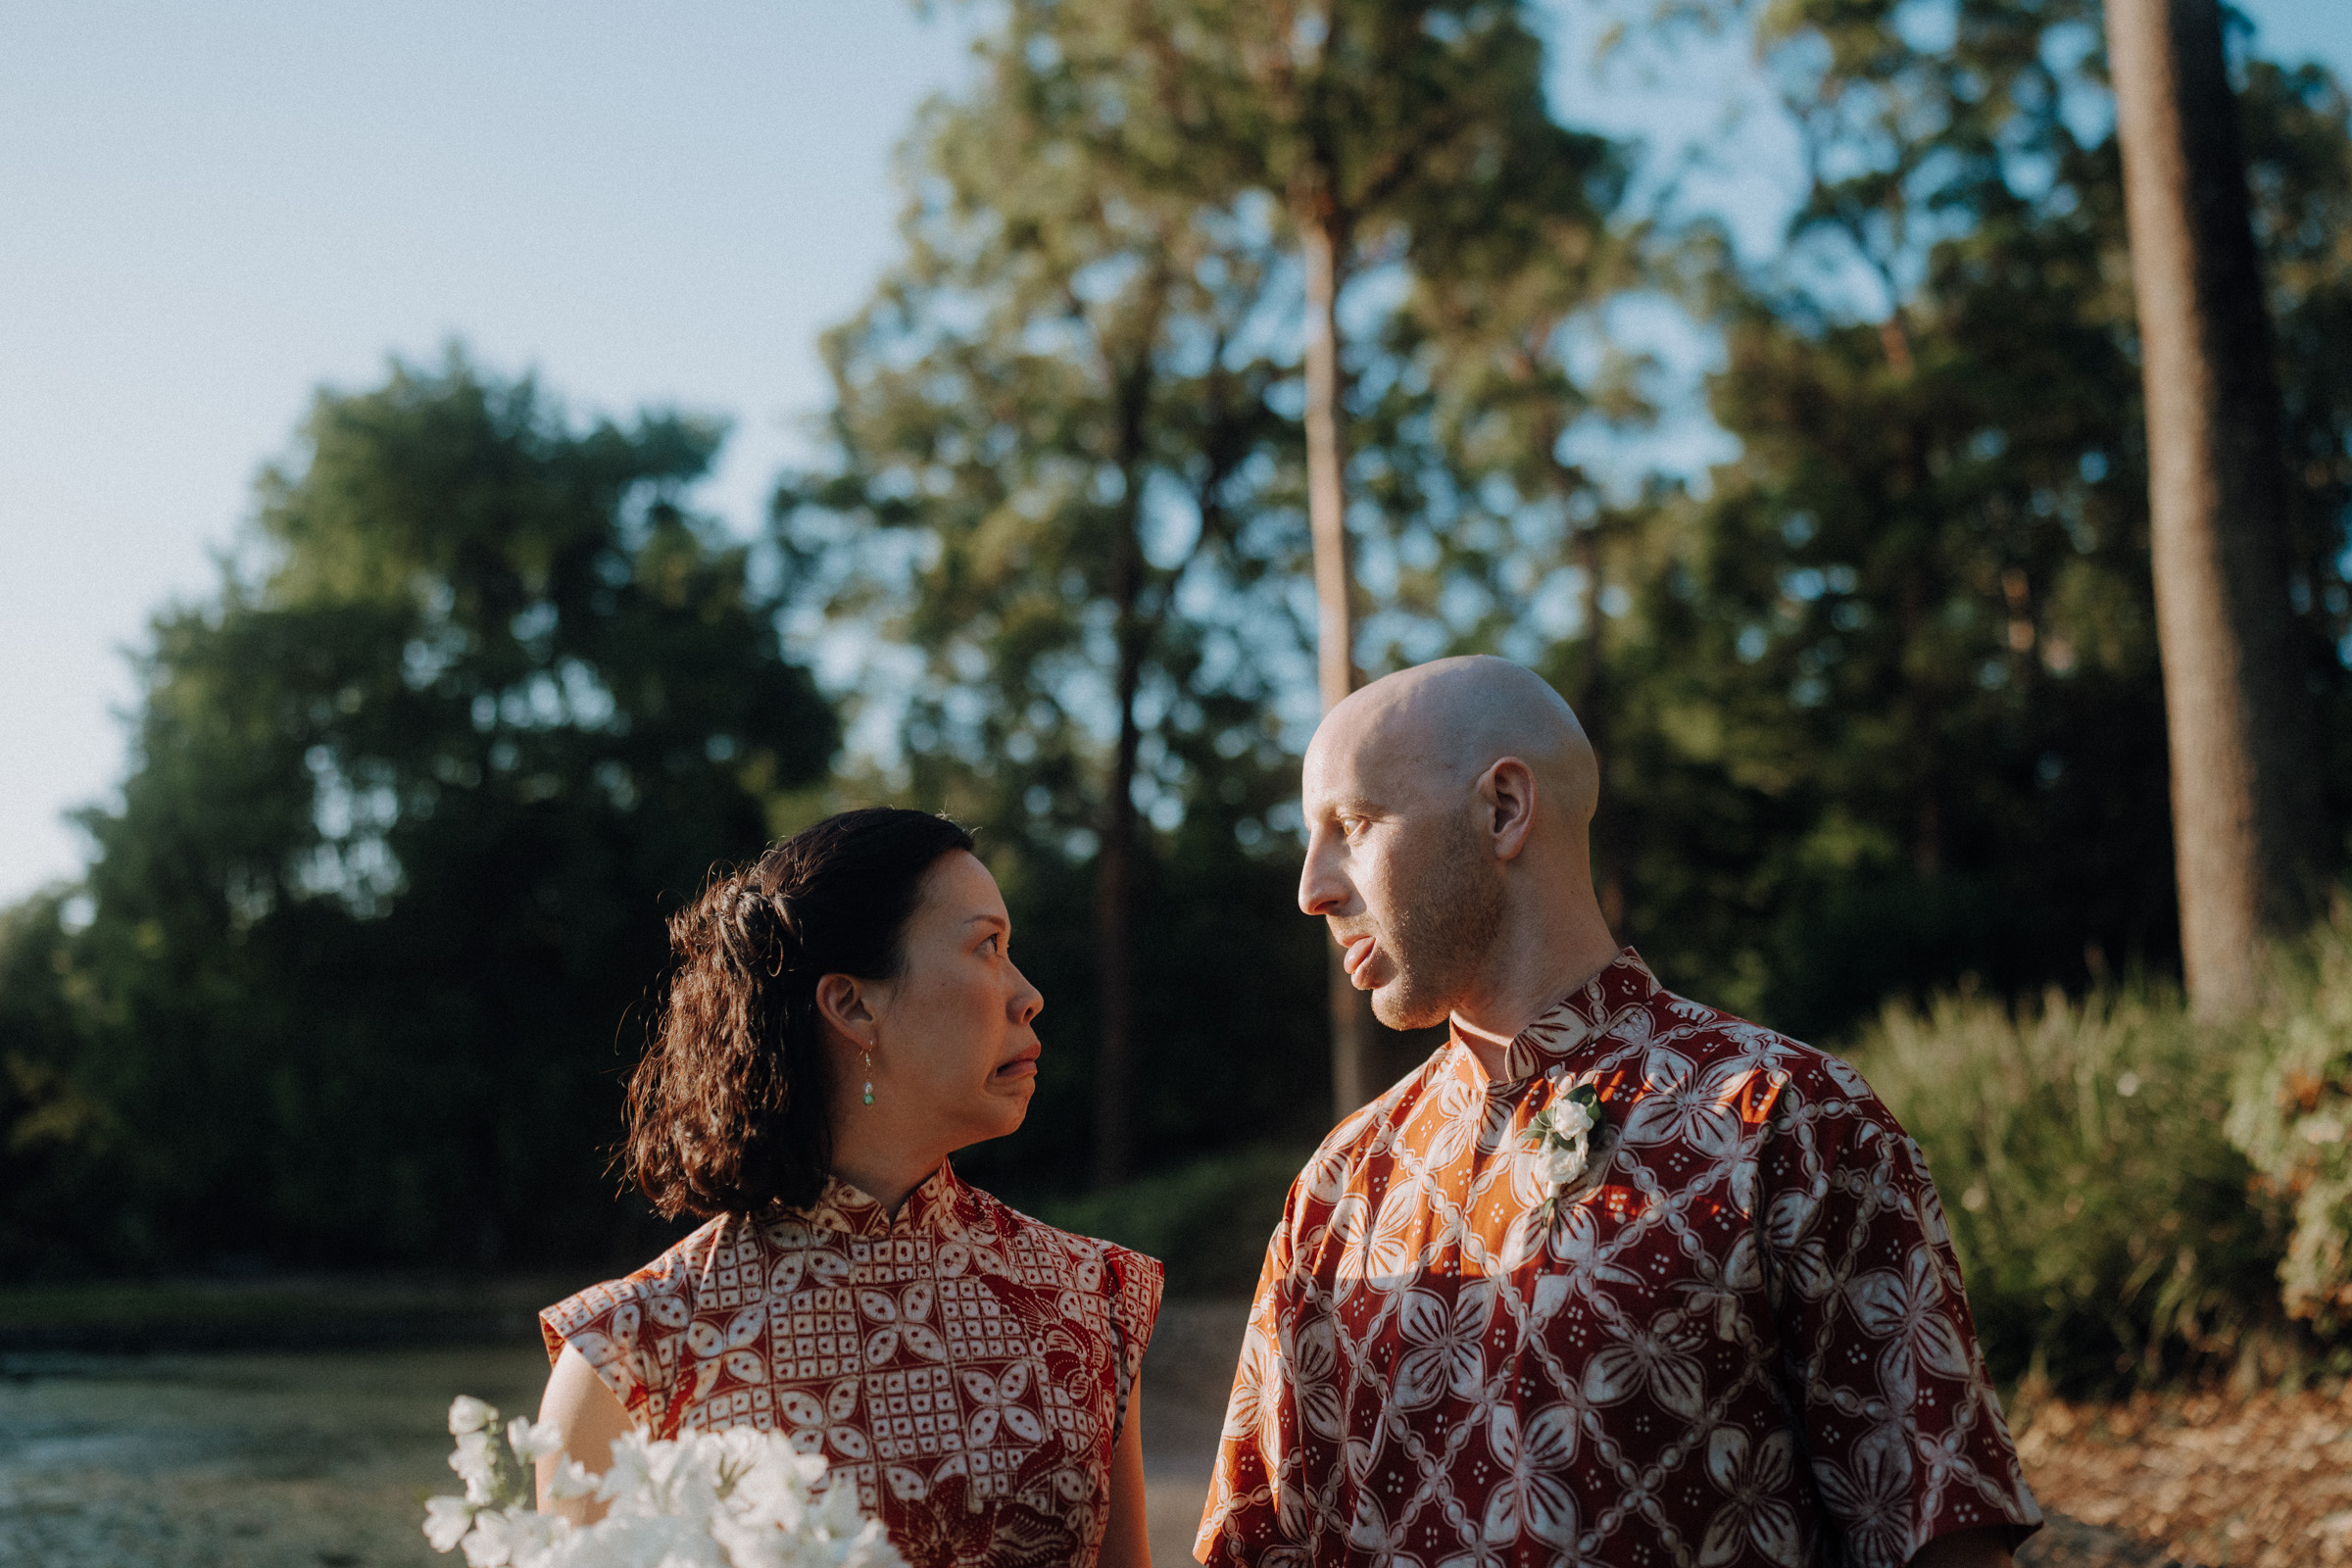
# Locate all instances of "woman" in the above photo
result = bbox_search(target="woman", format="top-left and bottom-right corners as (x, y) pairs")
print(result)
(535, 808), (1160, 1568)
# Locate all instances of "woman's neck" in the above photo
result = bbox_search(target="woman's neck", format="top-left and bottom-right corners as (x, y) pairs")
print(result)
(826, 1146), (943, 1217)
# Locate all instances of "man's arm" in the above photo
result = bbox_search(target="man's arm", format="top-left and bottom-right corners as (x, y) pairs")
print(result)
(1910, 1520), (2016, 1565)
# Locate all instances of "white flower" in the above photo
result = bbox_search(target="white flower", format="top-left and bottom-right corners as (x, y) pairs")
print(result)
(451, 1435), (500, 1501)
(1523, 1085), (1609, 1215)
(1538, 1141), (1588, 1187)
(450, 1396), (501, 1437)
(426, 1495), (480, 1553)
(508, 1417), (568, 1466)
(427, 1393), (909, 1568)
(545, 1458), (601, 1501)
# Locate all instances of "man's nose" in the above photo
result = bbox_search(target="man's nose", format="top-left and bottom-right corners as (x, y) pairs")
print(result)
(1298, 829), (1349, 917)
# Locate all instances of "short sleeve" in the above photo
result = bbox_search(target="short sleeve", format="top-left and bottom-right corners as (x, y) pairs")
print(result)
(539, 1223), (714, 1442)
(1196, 1179), (1304, 1568)
(1762, 1073), (2042, 1566)
(1102, 1243), (1165, 1445)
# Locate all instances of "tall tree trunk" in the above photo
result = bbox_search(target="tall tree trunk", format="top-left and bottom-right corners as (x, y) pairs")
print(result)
(1094, 583), (1143, 1187)
(1300, 203), (1375, 1119)
(1092, 340), (1155, 1188)
(2107, 0), (2322, 1014)
(1572, 515), (1624, 932)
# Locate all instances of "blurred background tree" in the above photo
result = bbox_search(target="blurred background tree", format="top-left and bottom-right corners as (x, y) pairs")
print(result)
(1556, 0), (2352, 1040)
(0, 0), (2347, 1368)
(775, 22), (1329, 1192)
(0, 356), (835, 1272)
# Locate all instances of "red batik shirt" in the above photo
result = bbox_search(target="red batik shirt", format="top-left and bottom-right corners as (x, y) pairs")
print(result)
(1196, 951), (2039, 1568)
(543, 1161), (1161, 1568)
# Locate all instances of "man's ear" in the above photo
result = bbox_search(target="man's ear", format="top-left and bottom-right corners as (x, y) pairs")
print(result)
(1482, 758), (1538, 861)
(814, 972), (878, 1048)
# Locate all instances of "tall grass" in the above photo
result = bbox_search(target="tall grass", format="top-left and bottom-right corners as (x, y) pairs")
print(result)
(1848, 984), (2287, 1391)
(2227, 900), (2352, 1331)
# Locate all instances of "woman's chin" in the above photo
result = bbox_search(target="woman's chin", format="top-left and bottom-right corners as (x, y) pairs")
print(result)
(984, 1082), (1036, 1134)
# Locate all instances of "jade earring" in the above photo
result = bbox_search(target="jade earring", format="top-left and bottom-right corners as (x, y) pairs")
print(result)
(861, 1046), (875, 1107)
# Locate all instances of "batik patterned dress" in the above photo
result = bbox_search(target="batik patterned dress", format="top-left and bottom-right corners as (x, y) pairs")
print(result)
(542, 1162), (1161, 1568)
(1197, 950), (2040, 1568)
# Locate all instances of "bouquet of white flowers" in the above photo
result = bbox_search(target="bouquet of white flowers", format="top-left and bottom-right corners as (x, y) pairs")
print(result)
(423, 1395), (908, 1568)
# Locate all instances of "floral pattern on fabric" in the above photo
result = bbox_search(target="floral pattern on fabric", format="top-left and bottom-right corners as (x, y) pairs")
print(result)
(542, 1161), (1161, 1568)
(1196, 950), (2040, 1568)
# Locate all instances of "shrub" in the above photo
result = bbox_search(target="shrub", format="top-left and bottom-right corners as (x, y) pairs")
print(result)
(1035, 1144), (1308, 1297)
(2227, 902), (2352, 1329)
(1846, 984), (2284, 1391)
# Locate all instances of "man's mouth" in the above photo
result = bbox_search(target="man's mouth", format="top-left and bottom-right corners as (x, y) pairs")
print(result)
(993, 1044), (1041, 1081)
(1342, 933), (1380, 990)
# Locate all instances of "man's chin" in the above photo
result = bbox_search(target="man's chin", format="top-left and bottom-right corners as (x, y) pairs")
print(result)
(1370, 981), (1453, 1033)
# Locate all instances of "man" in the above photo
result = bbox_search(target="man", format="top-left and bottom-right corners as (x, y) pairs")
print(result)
(1195, 657), (2038, 1568)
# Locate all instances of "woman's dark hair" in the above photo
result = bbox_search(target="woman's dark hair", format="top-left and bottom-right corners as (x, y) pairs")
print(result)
(622, 808), (976, 1217)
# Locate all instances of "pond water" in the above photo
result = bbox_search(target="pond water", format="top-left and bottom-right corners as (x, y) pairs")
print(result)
(0, 1306), (1244, 1568)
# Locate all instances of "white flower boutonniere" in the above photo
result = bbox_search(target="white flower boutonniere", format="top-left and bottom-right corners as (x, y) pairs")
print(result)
(1525, 1082), (1608, 1219)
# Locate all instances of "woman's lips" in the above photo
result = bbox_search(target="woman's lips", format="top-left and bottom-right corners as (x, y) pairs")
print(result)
(993, 1047), (1041, 1080)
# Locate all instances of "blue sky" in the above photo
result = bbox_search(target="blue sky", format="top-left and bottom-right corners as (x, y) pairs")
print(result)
(2, 0), (2346, 904)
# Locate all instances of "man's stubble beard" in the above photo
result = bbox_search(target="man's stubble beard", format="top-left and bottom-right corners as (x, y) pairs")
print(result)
(1370, 815), (1506, 1032)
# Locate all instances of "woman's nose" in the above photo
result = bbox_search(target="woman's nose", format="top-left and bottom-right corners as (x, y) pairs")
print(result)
(1009, 961), (1043, 1024)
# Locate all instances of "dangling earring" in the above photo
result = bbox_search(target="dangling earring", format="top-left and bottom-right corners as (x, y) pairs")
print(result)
(861, 1046), (875, 1107)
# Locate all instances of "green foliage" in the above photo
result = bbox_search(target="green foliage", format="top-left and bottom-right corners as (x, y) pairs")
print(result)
(1537, 0), (2352, 1038)
(2227, 903), (2352, 1328)
(1034, 1142), (1308, 1296)
(780, 18), (1309, 860)
(7, 353), (835, 1273)
(783, 0), (1630, 1188)
(0, 893), (114, 1273)
(7, 0), (2350, 1314)
(1850, 985), (2284, 1390)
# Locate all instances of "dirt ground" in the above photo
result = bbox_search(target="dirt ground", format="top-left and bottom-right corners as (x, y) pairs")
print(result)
(0, 1303), (2334, 1567)
(2010, 1385), (2352, 1567)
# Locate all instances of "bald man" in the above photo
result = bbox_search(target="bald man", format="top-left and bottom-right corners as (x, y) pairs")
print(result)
(1194, 658), (2040, 1568)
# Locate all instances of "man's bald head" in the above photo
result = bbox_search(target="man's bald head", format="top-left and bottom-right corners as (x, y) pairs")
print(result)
(1299, 658), (1614, 1038)
(1305, 656), (1599, 838)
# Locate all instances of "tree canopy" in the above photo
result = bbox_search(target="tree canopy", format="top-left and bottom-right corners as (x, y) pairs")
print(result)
(2, 356), (835, 1271)
(3, 0), (2350, 1272)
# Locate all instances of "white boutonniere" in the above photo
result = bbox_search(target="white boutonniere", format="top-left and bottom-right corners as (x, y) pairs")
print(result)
(1524, 1081), (1608, 1220)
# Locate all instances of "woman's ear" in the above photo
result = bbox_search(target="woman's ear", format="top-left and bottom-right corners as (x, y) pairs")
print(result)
(813, 972), (877, 1049)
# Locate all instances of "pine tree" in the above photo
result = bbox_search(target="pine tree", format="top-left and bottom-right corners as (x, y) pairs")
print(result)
(2107, 0), (2326, 1013)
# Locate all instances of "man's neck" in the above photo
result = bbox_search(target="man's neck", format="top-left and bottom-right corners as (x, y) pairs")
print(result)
(1447, 914), (1622, 1081)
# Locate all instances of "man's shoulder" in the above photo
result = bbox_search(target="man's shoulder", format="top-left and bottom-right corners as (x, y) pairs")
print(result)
(1296, 1042), (1462, 1179)
(1626, 986), (1887, 1107)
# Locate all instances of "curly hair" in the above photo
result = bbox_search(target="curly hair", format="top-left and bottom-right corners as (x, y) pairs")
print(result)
(622, 808), (977, 1217)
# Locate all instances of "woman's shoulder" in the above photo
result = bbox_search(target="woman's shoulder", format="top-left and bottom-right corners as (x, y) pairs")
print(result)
(540, 1212), (733, 1349)
(956, 1182), (1166, 1307)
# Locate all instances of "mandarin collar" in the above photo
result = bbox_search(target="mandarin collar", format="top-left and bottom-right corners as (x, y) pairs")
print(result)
(1455, 947), (1659, 1088)
(804, 1160), (961, 1239)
